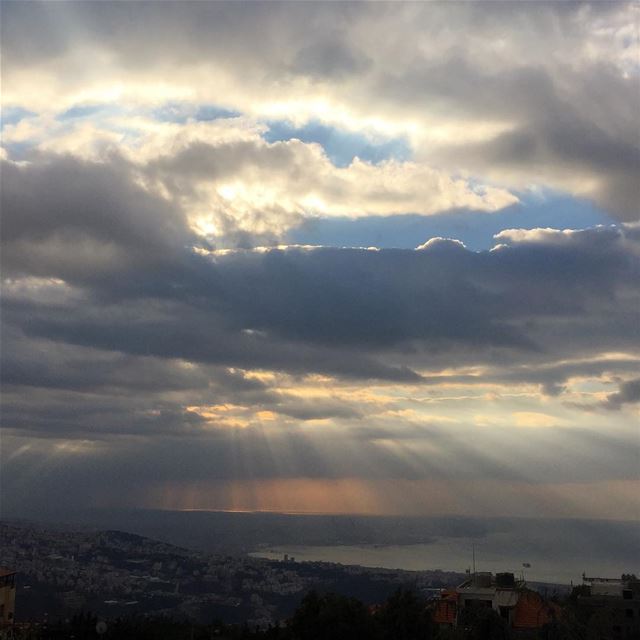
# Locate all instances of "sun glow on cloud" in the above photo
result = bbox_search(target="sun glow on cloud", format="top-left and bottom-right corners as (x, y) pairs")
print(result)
(2, 112), (520, 245)
(141, 478), (640, 521)
(1, 1), (639, 521)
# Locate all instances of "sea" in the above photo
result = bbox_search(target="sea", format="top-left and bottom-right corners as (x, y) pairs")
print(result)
(10, 508), (639, 586)
(249, 519), (640, 585)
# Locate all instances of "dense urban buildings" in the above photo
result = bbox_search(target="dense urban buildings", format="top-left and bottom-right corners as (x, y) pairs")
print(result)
(572, 575), (640, 640)
(432, 571), (559, 631)
(0, 522), (461, 629)
(3, 521), (639, 639)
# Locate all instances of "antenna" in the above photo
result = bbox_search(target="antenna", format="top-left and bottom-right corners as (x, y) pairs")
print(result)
(472, 543), (476, 575)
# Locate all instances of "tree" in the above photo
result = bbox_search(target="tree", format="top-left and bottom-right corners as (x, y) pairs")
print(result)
(288, 590), (378, 640)
(376, 588), (433, 640)
(456, 607), (510, 640)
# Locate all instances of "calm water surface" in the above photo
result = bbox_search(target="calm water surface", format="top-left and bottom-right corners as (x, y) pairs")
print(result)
(250, 534), (638, 585)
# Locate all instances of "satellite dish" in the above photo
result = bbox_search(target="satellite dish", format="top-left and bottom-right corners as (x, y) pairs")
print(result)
(96, 621), (108, 635)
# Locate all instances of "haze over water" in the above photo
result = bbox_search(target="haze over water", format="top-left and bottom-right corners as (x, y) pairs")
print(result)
(248, 517), (640, 585)
(251, 540), (631, 586)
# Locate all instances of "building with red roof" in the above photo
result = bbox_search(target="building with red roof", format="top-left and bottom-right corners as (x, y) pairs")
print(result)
(431, 571), (557, 632)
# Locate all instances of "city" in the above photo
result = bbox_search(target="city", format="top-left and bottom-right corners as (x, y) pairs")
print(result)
(1, 2), (638, 638)
(1, 521), (638, 638)
(0, 521), (462, 630)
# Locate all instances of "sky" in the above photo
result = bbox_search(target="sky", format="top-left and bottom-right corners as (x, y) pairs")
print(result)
(1, 1), (639, 522)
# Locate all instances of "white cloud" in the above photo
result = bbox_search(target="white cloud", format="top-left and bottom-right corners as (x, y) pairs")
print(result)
(5, 116), (517, 243)
(2, 2), (637, 219)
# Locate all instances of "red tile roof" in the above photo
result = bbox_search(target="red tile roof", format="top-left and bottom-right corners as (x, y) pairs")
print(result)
(513, 590), (555, 629)
(432, 592), (458, 625)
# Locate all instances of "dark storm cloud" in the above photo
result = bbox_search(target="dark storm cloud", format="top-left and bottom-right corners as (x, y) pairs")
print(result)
(497, 359), (640, 398)
(2, 155), (638, 390)
(1, 331), (209, 394)
(1, 162), (639, 503)
(0, 1), (361, 72)
(292, 39), (371, 79)
(0, 326), (269, 399)
(2, 1), (638, 519)
(3, 198), (638, 506)
(436, 75), (640, 220)
(273, 399), (362, 422)
(0, 155), (198, 281)
(3, 2), (625, 83)
(409, 357), (640, 398)
(603, 378), (640, 410)
(2, 154), (638, 502)
(379, 41), (639, 218)
(1, 390), (208, 439)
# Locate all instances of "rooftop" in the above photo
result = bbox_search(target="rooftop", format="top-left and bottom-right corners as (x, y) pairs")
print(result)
(457, 571), (525, 592)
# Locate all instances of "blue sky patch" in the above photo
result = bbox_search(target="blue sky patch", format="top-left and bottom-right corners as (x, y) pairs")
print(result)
(151, 102), (240, 124)
(59, 104), (110, 120)
(263, 120), (412, 167)
(2, 141), (33, 160)
(286, 193), (615, 251)
(1, 106), (36, 128)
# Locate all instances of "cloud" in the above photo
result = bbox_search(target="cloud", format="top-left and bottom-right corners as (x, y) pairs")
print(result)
(1, 121), (518, 249)
(2, 155), (637, 477)
(143, 137), (517, 233)
(2, 153), (638, 386)
(513, 412), (561, 428)
(602, 378), (640, 410)
(2, 2), (637, 219)
(292, 38), (371, 79)
(0, 155), (198, 280)
(1, 1), (638, 519)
